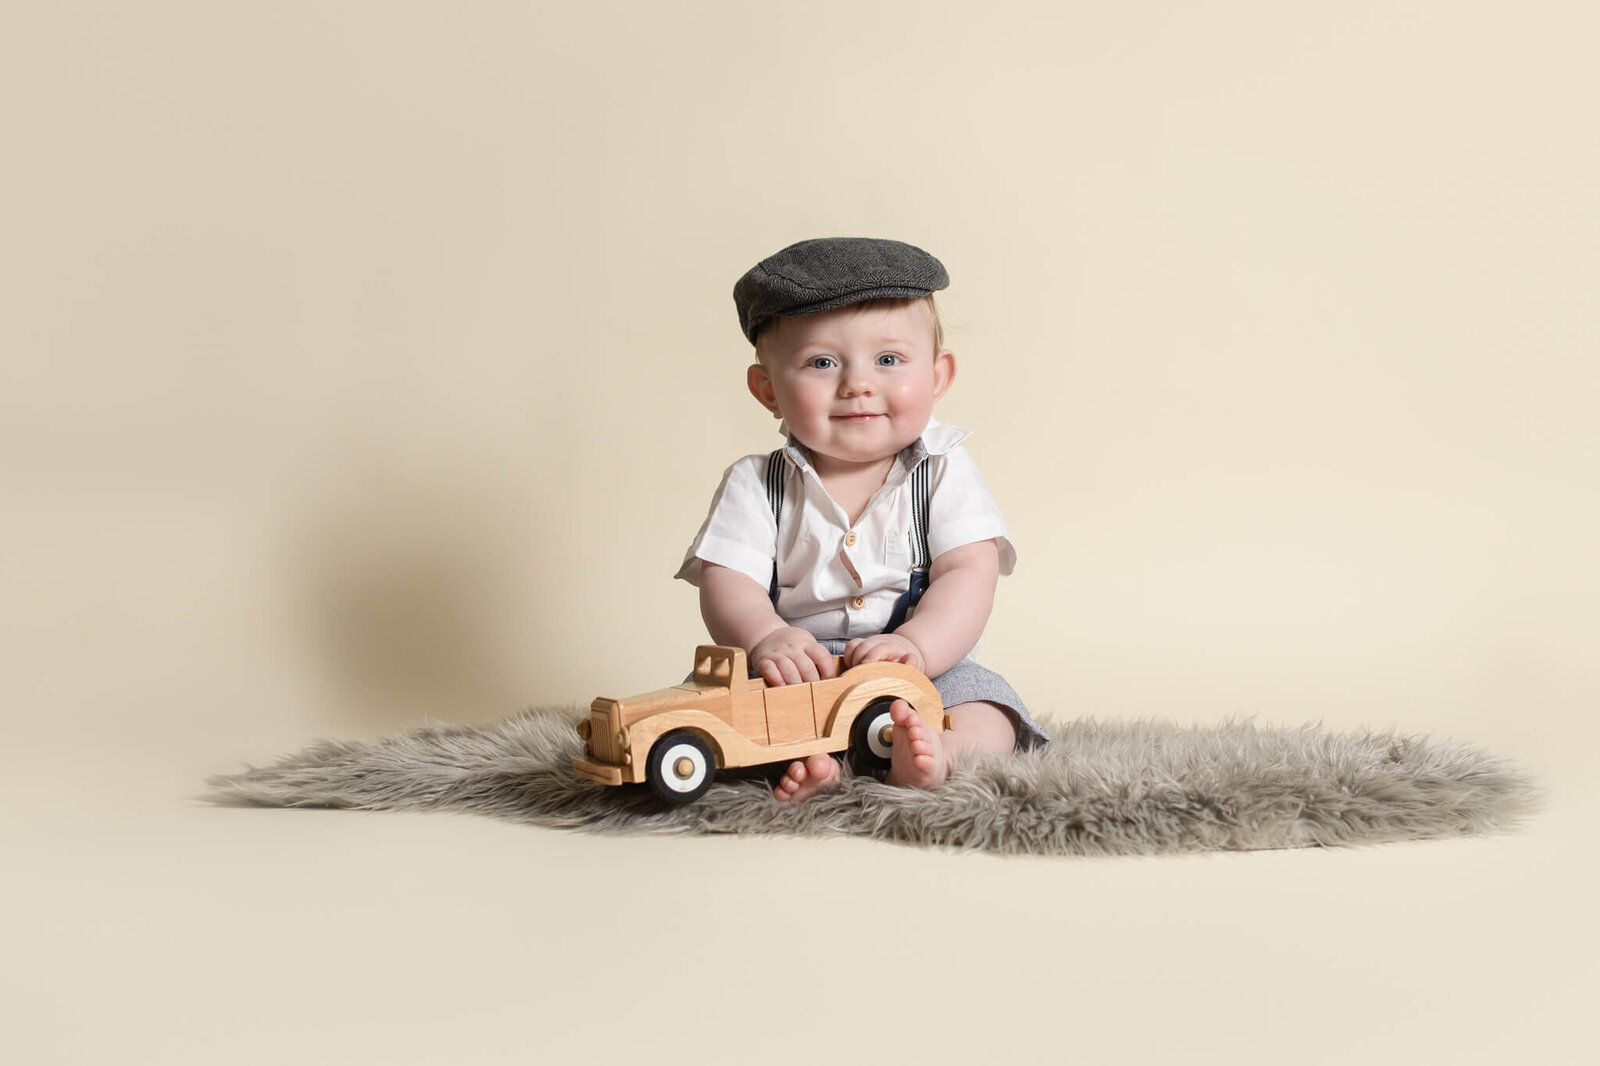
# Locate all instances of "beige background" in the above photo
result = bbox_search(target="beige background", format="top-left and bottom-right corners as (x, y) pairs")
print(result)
(4, 2), (1596, 1063)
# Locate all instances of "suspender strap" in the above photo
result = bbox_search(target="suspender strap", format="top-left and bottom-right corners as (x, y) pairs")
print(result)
(885, 456), (931, 633)
(907, 457), (932, 569)
(882, 567), (927, 634)
(764, 450), (786, 606)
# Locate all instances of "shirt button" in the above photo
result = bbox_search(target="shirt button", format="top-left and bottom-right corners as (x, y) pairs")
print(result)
(850, 596), (866, 610)
(844, 530), (858, 547)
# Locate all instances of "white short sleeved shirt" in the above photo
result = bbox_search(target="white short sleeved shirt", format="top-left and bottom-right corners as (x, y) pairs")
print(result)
(675, 419), (1015, 641)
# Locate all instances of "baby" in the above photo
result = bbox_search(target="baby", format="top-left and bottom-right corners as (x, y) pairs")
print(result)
(676, 238), (1050, 802)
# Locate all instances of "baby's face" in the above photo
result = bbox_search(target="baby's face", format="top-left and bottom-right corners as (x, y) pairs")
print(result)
(748, 300), (954, 474)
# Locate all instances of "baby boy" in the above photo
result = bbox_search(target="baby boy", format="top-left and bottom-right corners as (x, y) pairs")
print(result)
(675, 238), (1049, 802)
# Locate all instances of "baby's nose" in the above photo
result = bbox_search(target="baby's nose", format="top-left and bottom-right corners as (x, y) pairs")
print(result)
(840, 370), (875, 395)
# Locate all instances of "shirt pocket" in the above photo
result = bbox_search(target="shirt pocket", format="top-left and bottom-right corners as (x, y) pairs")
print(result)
(883, 528), (912, 571)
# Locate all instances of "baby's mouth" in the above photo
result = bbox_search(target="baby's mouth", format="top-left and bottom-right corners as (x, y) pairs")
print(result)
(832, 412), (884, 423)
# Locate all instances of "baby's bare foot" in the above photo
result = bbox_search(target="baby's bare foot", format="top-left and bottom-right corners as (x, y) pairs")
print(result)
(774, 753), (842, 803)
(885, 698), (949, 790)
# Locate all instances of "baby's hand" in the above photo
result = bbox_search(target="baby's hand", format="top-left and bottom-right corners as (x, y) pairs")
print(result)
(843, 633), (926, 675)
(749, 627), (837, 687)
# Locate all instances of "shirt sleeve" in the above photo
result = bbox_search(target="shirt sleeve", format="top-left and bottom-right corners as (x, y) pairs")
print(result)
(674, 454), (778, 589)
(925, 445), (1017, 575)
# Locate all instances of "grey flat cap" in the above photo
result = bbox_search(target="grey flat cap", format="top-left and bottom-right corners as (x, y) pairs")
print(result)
(733, 237), (949, 343)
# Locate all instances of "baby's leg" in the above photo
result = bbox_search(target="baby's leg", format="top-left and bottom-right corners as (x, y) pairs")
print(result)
(887, 699), (1017, 790)
(774, 753), (841, 803)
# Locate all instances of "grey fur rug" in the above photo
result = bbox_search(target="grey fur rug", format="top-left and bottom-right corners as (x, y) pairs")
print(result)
(206, 709), (1539, 856)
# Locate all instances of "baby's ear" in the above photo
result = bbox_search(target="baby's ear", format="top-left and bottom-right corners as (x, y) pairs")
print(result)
(932, 349), (957, 402)
(747, 363), (782, 417)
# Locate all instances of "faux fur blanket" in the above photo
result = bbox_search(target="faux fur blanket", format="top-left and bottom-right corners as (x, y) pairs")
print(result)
(206, 710), (1539, 856)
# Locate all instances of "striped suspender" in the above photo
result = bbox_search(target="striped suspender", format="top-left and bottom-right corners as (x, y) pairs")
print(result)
(906, 457), (932, 570)
(764, 450), (787, 604)
(764, 449), (932, 618)
(885, 457), (931, 633)
(764, 449), (787, 528)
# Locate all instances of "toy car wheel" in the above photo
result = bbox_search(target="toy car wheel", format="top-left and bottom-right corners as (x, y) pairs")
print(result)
(646, 731), (715, 804)
(849, 698), (898, 771)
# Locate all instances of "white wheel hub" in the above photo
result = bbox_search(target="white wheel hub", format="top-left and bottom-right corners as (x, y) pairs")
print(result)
(864, 709), (895, 760)
(658, 741), (708, 794)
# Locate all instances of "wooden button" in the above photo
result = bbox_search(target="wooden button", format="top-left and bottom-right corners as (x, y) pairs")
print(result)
(850, 596), (866, 610)
(844, 530), (858, 547)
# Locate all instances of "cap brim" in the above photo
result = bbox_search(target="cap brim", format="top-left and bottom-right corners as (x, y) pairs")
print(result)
(747, 285), (939, 342)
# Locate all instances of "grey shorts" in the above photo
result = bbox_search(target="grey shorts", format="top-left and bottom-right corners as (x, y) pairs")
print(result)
(815, 640), (1050, 752)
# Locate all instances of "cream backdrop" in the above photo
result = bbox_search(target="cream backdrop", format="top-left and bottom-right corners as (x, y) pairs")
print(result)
(6, 0), (1594, 763)
(4, 2), (1598, 1062)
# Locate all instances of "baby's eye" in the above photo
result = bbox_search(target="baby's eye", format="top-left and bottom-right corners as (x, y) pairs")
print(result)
(806, 356), (837, 370)
(876, 353), (902, 367)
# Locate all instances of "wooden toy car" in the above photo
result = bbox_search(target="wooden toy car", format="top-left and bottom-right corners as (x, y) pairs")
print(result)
(572, 645), (949, 803)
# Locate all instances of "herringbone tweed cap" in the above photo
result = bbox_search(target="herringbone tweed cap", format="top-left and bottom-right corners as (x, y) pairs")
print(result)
(734, 236), (949, 343)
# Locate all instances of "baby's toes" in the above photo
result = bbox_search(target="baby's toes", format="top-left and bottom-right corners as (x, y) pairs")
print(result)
(774, 760), (807, 801)
(804, 753), (840, 786)
(892, 700), (929, 739)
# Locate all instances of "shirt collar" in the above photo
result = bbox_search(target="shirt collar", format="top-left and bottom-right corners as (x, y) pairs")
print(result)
(776, 417), (972, 472)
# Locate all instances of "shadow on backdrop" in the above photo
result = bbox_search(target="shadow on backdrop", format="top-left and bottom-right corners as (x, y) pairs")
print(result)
(275, 434), (556, 735)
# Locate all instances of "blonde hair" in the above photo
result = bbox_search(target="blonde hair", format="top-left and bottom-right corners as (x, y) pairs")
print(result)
(754, 295), (945, 362)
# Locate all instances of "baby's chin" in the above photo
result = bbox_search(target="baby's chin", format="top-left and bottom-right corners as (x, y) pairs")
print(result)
(788, 416), (924, 463)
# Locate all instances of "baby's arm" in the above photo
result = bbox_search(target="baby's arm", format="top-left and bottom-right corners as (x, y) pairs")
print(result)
(698, 562), (837, 686)
(845, 538), (999, 678)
